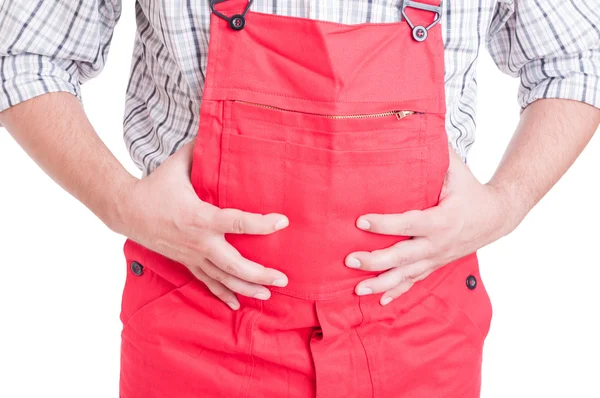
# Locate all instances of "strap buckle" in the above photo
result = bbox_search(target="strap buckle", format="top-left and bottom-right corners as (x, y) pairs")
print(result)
(400, 0), (443, 42)
(210, 0), (254, 31)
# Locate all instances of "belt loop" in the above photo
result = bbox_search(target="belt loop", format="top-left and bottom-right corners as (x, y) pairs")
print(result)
(400, 0), (443, 42)
(209, 0), (254, 31)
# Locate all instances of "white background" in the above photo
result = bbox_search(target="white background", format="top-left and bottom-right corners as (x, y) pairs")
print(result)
(1, 2), (599, 397)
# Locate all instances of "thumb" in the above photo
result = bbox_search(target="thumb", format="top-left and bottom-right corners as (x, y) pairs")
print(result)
(161, 139), (196, 175)
(440, 145), (469, 199)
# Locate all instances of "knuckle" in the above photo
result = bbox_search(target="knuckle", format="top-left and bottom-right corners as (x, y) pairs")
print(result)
(421, 239), (435, 257)
(231, 217), (245, 234)
(221, 262), (240, 277)
(197, 241), (214, 257)
(181, 206), (210, 232)
(212, 272), (227, 284)
(398, 221), (413, 236)
(220, 209), (245, 234)
(393, 254), (410, 268)
(191, 210), (210, 229)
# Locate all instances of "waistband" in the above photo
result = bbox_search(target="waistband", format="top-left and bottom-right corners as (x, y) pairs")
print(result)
(123, 238), (481, 301)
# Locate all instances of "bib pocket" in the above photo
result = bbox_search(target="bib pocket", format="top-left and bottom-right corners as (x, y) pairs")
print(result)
(218, 99), (430, 213)
(216, 100), (435, 293)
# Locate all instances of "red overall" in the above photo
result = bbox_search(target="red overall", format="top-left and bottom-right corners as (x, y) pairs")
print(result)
(119, 1), (493, 396)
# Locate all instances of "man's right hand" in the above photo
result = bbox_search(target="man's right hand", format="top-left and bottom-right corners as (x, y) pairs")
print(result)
(113, 141), (290, 311)
(1, 94), (284, 311)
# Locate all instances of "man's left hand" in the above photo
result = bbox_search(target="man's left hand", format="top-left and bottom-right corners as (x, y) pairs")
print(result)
(345, 147), (520, 305)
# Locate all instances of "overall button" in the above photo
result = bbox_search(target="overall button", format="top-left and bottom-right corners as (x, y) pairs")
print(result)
(229, 15), (246, 31)
(130, 261), (144, 276)
(466, 275), (477, 290)
(412, 26), (428, 42)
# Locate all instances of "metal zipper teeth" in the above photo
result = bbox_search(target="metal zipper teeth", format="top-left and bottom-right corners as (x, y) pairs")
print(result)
(234, 100), (417, 120)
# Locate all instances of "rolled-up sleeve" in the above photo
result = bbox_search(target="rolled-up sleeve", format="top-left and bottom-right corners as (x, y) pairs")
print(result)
(487, 0), (600, 110)
(0, 1), (121, 115)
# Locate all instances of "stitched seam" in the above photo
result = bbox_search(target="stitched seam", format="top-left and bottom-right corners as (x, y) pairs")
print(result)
(229, 116), (422, 135)
(420, 115), (430, 208)
(227, 144), (428, 165)
(205, 15), (221, 92)
(205, 86), (441, 103)
(227, 138), (425, 153)
(218, 102), (229, 208)
(214, 16), (224, 93)
(416, 285), (487, 343)
(243, 300), (264, 398)
(282, 140), (289, 230)
(356, 297), (375, 398)
(419, 146), (426, 208)
(227, 116), (424, 135)
(122, 279), (195, 331)
(241, 9), (410, 28)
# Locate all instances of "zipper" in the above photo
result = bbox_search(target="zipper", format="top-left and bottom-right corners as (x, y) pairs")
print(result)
(234, 100), (419, 121)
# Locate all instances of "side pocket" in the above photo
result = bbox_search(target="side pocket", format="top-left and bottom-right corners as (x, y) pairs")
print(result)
(120, 240), (195, 329)
(416, 254), (493, 344)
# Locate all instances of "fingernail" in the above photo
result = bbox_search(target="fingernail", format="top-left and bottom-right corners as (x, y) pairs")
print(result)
(254, 292), (271, 300)
(227, 301), (240, 310)
(356, 287), (373, 296)
(272, 278), (288, 287)
(275, 218), (289, 231)
(346, 257), (361, 268)
(381, 297), (393, 306)
(357, 219), (371, 230)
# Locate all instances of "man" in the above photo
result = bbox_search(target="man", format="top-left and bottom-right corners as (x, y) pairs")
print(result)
(1, 0), (598, 397)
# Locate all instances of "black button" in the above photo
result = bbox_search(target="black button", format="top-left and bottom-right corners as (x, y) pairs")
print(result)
(229, 15), (246, 31)
(466, 275), (477, 290)
(412, 26), (428, 42)
(130, 261), (144, 276)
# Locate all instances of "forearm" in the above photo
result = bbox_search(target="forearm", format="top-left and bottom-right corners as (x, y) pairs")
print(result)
(0, 92), (136, 231)
(488, 98), (600, 232)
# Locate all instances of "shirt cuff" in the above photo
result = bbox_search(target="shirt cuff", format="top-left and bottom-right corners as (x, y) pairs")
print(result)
(518, 59), (600, 111)
(0, 55), (81, 125)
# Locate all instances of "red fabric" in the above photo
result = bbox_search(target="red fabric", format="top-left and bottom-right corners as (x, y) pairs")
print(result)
(119, 2), (493, 397)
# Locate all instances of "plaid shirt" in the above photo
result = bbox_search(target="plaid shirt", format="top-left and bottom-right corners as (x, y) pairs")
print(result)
(1, 1), (599, 175)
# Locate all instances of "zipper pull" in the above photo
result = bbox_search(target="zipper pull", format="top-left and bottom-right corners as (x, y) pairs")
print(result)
(395, 110), (415, 120)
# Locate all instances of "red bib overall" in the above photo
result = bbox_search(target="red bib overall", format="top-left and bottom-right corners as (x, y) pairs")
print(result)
(119, 1), (493, 396)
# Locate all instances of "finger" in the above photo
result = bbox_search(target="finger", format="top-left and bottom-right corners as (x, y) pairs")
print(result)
(211, 207), (289, 235)
(207, 238), (289, 287)
(345, 238), (432, 271)
(189, 265), (240, 310)
(356, 210), (439, 237)
(199, 257), (273, 300)
(380, 267), (436, 306)
(354, 260), (433, 295)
